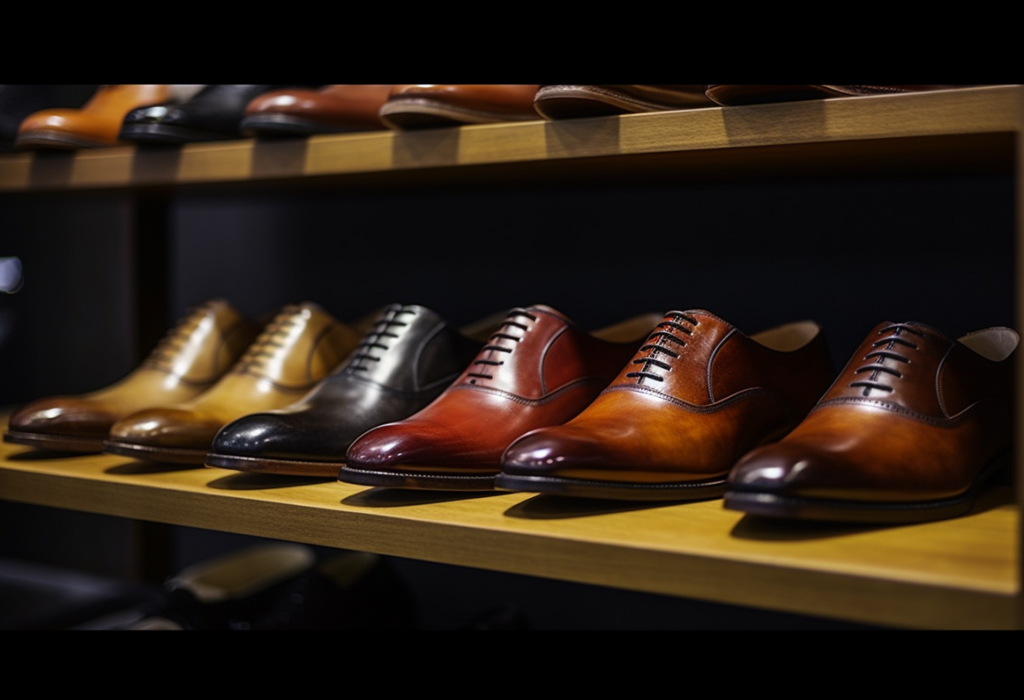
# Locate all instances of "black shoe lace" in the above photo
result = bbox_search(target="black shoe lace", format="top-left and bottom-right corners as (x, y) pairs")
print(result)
(233, 305), (303, 375)
(848, 323), (924, 396)
(467, 308), (538, 384)
(625, 312), (699, 383)
(346, 305), (417, 373)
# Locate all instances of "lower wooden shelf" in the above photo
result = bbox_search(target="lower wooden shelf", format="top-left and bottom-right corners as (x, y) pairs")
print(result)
(0, 438), (1018, 629)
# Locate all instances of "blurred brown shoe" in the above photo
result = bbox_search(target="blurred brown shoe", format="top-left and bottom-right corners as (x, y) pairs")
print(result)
(533, 85), (715, 119)
(241, 85), (394, 136)
(378, 85), (541, 129)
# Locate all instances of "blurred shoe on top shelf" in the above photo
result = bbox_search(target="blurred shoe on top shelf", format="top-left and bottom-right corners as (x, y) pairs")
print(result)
(240, 84), (394, 136)
(533, 85), (715, 119)
(378, 84), (541, 129)
(119, 84), (321, 144)
(0, 85), (100, 152)
(704, 84), (980, 106)
(15, 85), (198, 149)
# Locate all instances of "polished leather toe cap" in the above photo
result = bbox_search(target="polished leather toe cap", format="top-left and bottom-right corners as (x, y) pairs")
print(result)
(346, 421), (488, 470)
(8, 397), (120, 437)
(728, 443), (865, 500)
(109, 408), (224, 448)
(212, 412), (347, 461)
(501, 429), (612, 475)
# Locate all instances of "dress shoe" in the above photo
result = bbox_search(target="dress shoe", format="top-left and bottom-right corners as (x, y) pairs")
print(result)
(0, 85), (100, 152)
(4, 299), (260, 453)
(240, 85), (394, 136)
(119, 85), (319, 144)
(206, 303), (506, 477)
(704, 85), (977, 106)
(103, 302), (365, 464)
(15, 85), (175, 149)
(533, 85), (716, 119)
(339, 305), (664, 491)
(496, 310), (835, 501)
(378, 85), (541, 129)
(724, 321), (1018, 524)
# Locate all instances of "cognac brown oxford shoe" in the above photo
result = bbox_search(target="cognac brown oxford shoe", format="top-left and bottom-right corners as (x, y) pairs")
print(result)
(339, 305), (664, 491)
(16, 85), (173, 149)
(533, 85), (716, 120)
(724, 321), (1018, 524)
(378, 85), (541, 129)
(103, 302), (366, 464)
(4, 299), (261, 453)
(496, 310), (835, 501)
(704, 85), (978, 106)
(240, 85), (394, 136)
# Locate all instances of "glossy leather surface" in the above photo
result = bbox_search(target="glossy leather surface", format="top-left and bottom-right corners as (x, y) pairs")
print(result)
(496, 310), (835, 500)
(4, 299), (260, 452)
(705, 85), (976, 106)
(533, 85), (715, 119)
(16, 85), (171, 149)
(0, 85), (99, 150)
(724, 321), (1018, 523)
(120, 85), (320, 143)
(240, 85), (393, 135)
(379, 85), (541, 129)
(340, 305), (664, 490)
(206, 303), (502, 476)
(104, 302), (364, 463)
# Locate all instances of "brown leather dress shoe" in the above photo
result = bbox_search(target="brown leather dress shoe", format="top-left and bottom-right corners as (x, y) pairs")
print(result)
(4, 299), (261, 453)
(103, 302), (365, 464)
(724, 321), (1018, 523)
(240, 85), (394, 136)
(704, 85), (977, 106)
(16, 85), (173, 149)
(339, 305), (664, 490)
(378, 85), (541, 129)
(533, 85), (716, 119)
(496, 310), (835, 501)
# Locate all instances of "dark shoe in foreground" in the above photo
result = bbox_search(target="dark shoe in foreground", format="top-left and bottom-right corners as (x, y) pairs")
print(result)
(497, 310), (835, 501)
(533, 85), (715, 119)
(724, 321), (1018, 524)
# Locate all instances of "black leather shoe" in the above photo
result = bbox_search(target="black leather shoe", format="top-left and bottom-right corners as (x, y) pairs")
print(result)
(119, 85), (320, 144)
(0, 85), (99, 151)
(205, 303), (505, 477)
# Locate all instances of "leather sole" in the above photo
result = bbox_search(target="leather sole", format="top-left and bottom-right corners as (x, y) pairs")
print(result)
(4, 429), (106, 453)
(102, 439), (209, 465)
(704, 85), (892, 106)
(239, 114), (373, 136)
(378, 98), (540, 130)
(205, 452), (342, 478)
(533, 85), (699, 119)
(119, 123), (227, 144)
(722, 452), (1013, 524)
(494, 472), (729, 501)
(338, 464), (498, 491)
(16, 130), (114, 149)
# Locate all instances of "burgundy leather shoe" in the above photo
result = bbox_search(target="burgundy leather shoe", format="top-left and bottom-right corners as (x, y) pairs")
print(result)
(533, 85), (715, 119)
(339, 305), (663, 490)
(704, 85), (977, 106)
(496, 310), (835, 500)
(378, 85), (541, 129)
(724, 321), (1018, 523)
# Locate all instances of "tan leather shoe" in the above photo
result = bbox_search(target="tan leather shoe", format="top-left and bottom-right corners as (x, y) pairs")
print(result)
(339, 305), (664, 490)
(496, 310), (835, 500)
(16, 84), (172, 149)
(533, 85), (716, 119)
(724, 321), (1018, 523)
(4, 299), (261, 453)
(103, 302), (365, 464)
(378, 85), (541, 129)
(704, 85), (977, 106)
(240, 85), (394, 136)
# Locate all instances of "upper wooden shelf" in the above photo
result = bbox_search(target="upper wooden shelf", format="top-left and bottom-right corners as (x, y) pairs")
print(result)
(0, 439), (1018, 630)
(0, 85), (1019, 194)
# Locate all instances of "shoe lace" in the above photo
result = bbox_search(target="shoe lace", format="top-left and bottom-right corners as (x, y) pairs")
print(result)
(625, 312), (699, 383)
(345, 305), (417, 373)
(848, 323), (924, 396)
(142, 302), (215, 369)
(232, 305), (303, 375)
(466, 307), (538, 383)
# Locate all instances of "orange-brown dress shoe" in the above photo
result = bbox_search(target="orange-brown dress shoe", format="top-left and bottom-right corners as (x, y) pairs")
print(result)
(533, 85), (716, 120)
(15, 84), (173, 149)
(103, 302), (365, 464)
(704, 85), (978, 106)
(4, 299), (261, 453)
(724, 321), (1018, 524)
(496, 310), (835, 501)
(339, 305), (664, 490)
(378, 85), (541, 129)
(240, 85), (394, 136)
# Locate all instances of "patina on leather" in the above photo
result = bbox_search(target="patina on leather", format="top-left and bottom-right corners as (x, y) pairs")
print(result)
(4, 299), (260, 452)
(724, 321), (1018, 523)
(103, 302), (364, 464)
(205, 303), (505, 477)
(496, 310), (835, 501)
(339, 304), (664, 490)
(241, 85), (394, 135)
